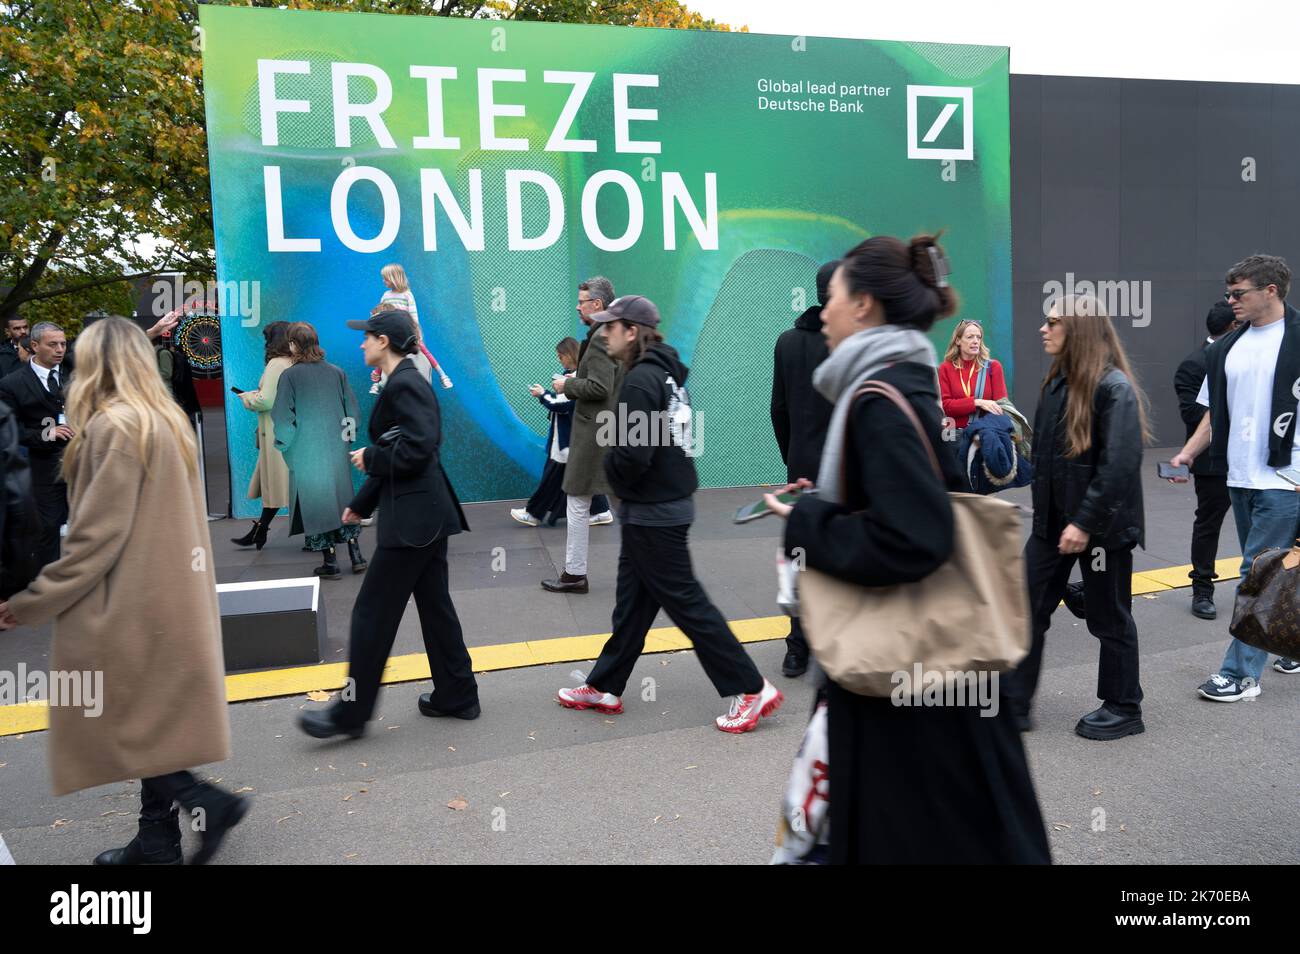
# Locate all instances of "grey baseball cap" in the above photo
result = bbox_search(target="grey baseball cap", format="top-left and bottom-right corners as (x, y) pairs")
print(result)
(590, 295), (660, 329)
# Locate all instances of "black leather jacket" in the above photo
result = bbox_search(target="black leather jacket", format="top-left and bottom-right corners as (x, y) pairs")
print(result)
(1031, 367), (1145, 549)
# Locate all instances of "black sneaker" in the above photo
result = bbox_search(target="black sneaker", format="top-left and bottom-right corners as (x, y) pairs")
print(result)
(781, 650), (808, 678)
(1196, 673), (1260, 702)
(1273, 657), (1300, 674)
(1191, 595), (1216, 619)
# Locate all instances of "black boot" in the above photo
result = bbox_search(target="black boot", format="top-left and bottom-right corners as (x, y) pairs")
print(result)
(177, 782), (249, 866)
(230, 521), (260, 548)
(94, 808), (183, 865)
(314, 546), (341, 581)
(348, 538), (368, 573)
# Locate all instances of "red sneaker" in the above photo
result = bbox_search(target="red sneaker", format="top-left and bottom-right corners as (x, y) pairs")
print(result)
(556, 684), (623, 714)
(716, 679), (783, 733)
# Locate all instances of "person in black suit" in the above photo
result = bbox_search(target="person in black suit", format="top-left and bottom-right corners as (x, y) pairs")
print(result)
(1174, 301), (1238, 619)
(769, 259), (838, 677)
(299, 310), (479, 739)
(0, 322), (72, 570)
(0, 316), (29, 378)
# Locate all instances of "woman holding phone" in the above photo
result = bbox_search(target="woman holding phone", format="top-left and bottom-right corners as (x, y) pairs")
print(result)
(298, 310), (479, 739)
(1003, 294), (1150, 739)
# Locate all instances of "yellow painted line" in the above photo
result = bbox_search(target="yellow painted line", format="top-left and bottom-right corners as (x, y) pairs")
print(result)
(0, 561), (1240, 738)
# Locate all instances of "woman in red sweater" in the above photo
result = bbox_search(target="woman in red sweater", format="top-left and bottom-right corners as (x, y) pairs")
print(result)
(938, 319), (1007, 429)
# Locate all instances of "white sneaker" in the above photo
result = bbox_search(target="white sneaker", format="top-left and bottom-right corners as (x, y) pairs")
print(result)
(1196, 673), (1261, 702)
(510, 508), (540, 527)
(556, 684), (623, 714)
(589, 511), (614, 526)
(439, 373), (454, 390)
(360, 517), (374, 527)
(716, 678), (783, 733)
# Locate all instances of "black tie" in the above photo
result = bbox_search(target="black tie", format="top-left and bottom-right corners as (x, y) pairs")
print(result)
(47, 368), (62, 402)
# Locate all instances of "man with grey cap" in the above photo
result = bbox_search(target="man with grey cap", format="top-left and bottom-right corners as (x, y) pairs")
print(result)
(542, 277), (622, 594)
(556, 296), (782, 733)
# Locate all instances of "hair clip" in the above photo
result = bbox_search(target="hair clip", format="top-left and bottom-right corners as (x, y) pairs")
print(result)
(927, 246), (951, 288)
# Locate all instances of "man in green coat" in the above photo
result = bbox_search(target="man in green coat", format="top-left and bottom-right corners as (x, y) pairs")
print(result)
(542, 277), (623, 594)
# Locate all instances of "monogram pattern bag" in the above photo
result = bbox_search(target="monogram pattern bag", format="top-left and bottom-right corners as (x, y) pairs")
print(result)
(1228, 543), (1300, 658)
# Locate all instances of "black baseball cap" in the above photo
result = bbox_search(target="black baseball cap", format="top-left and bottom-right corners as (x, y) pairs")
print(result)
(346, 310), (418, 349)
(590, 295), (660, 329)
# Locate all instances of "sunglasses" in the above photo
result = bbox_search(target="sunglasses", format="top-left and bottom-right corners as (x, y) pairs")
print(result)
(1225, 286), (1269, 302)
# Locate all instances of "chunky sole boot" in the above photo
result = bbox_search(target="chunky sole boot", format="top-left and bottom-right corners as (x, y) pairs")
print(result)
(94, 809), (183, 865)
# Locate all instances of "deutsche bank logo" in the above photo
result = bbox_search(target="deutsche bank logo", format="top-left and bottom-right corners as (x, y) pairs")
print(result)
(907, 85), (974, 161)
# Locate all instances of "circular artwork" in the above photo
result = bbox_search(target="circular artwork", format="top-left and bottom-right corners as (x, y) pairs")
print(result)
(175, 307), (223, 379)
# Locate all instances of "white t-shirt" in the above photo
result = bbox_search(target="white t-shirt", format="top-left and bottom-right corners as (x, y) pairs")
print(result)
(1196, 317), (1300, 490)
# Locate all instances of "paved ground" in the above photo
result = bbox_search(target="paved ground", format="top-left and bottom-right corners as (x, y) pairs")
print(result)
(1, 446), (1297, 864)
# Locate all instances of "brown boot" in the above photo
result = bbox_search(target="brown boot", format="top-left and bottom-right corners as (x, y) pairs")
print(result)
(541, 572), (589, 594)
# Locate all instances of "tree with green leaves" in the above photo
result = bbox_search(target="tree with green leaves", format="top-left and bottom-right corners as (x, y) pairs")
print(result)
(0, 0), (742, 330)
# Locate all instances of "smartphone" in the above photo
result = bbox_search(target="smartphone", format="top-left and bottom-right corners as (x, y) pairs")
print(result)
(1157, 462), (1189, 480)
(1277, 467), (1300, 487)
(734, 488), (815, 524)
(230, 386), (245, 395)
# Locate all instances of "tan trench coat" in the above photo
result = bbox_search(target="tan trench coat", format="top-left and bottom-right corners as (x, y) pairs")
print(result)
(240, 355), (291, 509)
(7, 410), (231, 795)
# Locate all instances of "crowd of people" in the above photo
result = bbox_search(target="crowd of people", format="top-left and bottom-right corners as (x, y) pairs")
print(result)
(0, 245), (1295, 865)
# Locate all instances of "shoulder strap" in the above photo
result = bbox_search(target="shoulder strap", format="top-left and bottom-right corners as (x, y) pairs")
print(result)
(847, 380), (944, 482)
(975, 361), (989, 400)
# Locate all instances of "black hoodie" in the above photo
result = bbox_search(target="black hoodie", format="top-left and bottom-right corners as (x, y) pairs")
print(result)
(603, 342), (700, 505)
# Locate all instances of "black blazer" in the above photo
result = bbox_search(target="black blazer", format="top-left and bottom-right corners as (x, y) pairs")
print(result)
(348, 358), (469, 548)
(0, 363), (68, 463)
(1173, 341), (1224, 477)
(0, 343), (22, 380)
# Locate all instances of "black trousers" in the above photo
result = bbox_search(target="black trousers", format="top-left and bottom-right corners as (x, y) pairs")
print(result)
(140, 771), (198, 825)
(1190, 473), (1231, 596)
(525, 459), (608, 524)
(334, 538), (478, 727)
(786, 616), (808, 657)
(1004, 534), (1143, 715)
(587, 522), (763, 698)
(31, 458), (67, 571)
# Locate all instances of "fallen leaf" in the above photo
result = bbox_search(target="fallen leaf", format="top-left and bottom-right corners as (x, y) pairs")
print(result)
(685, 765), (697, 770)
(447, 797), (469, 811)
(386, 725), (401, 730)
(342, 795), (352, 802)
(233, 786), (254, 794)
(100, 810), (132, 817)
(359, 788), (368, 794)
(274, 734), (283, 739)
(0, 761), (6, 768)
(358, 762), (368, 768)
(498, 791), (511, 798)
(1092, 788), (1102, 797)
(344, 853), (358, 859)
(603, 720), (616, 725)
(275, 811), (302, 824)
(1119, 824), (1127, 832)
(51, 819), (71, 828)
(653, 815), (662, 824)
(448, 746), (456, 752)
(1052, 823), (1072, 831)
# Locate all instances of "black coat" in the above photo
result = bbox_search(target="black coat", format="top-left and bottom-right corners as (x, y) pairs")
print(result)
(349, 358), (468, 549)
(1031, 368), (1145, 549)
(0, 398), (41, 597)
(771, 307), (833, 483)
(0, 363), (69, 471)
(784, 360), (1049, 865)
(0, 343), (21, 379)
(1173, 341), (1224, 478)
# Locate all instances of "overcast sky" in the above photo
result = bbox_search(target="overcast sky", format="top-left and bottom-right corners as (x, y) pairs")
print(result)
(689, 0), (1300, 85)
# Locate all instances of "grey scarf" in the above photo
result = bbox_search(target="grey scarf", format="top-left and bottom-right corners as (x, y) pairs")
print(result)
(812, 325), (937, 504)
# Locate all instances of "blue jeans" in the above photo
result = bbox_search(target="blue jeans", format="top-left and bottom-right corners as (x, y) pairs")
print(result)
(1221, 488), (1300, 682)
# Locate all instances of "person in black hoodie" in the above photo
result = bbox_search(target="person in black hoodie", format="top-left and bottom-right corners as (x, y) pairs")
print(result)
(770, 259), (838, 677)
(767, 235), (1049, 864)
(556, 295), (783, 733)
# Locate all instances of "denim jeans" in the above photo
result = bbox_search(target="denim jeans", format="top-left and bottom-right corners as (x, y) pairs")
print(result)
(1220, 487), (1300, 682)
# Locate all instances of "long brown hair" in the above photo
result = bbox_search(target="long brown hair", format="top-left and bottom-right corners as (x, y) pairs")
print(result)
(1043, 294), (1151, 457)
(63, 317), (198, 479)
(611, 321), (663, 368)
(286, 322), (325, 363)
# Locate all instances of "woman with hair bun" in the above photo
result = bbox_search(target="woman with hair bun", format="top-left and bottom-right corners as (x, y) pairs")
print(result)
(765, 234), (1049, 864)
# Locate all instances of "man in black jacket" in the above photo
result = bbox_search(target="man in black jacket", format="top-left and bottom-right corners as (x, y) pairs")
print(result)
(770, 259), (838, 676)
(0, 322), (71, 571)
(0, 316), (28, 378)
(1173, 301), (1237, 619)
(555, 296), (782, 733)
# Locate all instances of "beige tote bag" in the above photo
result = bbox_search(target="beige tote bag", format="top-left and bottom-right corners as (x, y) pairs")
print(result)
(798, 380), (1029, 697)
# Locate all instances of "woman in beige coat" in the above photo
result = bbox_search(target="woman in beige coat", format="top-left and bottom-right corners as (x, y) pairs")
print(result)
(0, 317), (248, 866)
(232, 320), (292, 550)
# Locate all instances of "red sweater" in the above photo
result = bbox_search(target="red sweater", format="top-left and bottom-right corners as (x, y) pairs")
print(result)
(938, 358), (1007, 429)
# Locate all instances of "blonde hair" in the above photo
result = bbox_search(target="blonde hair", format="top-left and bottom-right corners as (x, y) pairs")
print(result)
(63, 317), (198, 479)
(1044, 294), (1152, 457)
(942, 319), (990, 367)
(381, 263), (410, 293)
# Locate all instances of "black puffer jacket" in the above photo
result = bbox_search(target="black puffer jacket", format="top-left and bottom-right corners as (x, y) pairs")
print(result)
(771, 306), (833, 483)
(603, 343), (699, 503)
(0, 398), (40, 597)
(1031, 367), (1144, 549)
